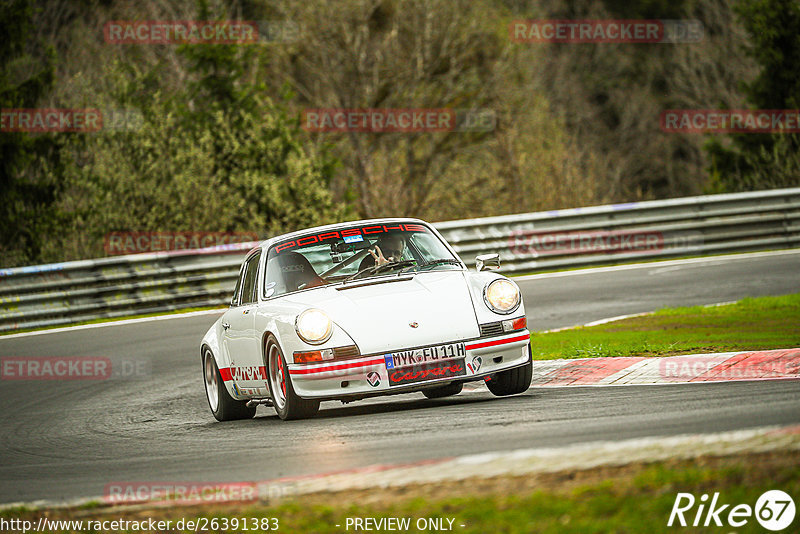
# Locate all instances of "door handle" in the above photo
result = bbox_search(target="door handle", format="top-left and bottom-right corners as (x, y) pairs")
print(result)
(222, 322), (230, 330)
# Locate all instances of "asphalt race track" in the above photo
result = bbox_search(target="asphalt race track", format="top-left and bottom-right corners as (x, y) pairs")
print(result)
(1, 250), (799, 504)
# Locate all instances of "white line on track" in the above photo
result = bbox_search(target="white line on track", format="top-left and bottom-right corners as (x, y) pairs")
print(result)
(582, 312), (652, 327)
(513, 248), (800, 281)
(0, 309), (226, 340)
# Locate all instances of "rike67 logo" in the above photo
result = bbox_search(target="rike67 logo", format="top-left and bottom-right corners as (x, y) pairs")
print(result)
(668, 490), (795, 531)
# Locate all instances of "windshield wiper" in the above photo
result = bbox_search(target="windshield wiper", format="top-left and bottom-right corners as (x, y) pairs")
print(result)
(418, 259), (462, 268)
(346, 260), (418, 281)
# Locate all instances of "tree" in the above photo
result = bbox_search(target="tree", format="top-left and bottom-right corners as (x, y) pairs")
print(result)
(0, 0), (58, 266)
(39, 0), (347, 262)
(47, 98), (345, 261)
(705, 0), (800, 191)
(266, 0), (508, 218)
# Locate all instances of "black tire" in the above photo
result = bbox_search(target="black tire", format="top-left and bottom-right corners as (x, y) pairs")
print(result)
(422, 382), (463, 399)
(486, 359), (532, 397)
(203, 348), (256, 422)
(265, 336), (320, 420)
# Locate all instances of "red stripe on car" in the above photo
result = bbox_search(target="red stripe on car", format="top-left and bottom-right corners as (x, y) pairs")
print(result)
(289, 358), (385, 375)
(465, 333), (530, 351)
(218, 366), (266, 382)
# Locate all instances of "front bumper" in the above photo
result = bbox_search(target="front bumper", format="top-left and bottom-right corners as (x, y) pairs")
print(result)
(288, 330), (531, 400)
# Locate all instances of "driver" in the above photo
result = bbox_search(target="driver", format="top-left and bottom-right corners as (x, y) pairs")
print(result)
(359, 233), (408, 270)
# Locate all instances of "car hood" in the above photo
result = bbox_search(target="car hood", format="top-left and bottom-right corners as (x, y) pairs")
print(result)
(288, 271), (480, 354)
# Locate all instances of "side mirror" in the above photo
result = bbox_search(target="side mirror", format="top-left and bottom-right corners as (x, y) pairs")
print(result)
(264, 282), (276, 299)
(475, 253), (500, 272)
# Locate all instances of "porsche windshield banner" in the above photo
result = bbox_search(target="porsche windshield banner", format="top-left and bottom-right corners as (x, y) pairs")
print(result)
(273, 223), (428, 254)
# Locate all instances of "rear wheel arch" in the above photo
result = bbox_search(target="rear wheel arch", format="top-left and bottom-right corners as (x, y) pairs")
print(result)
(202, 344), (256, 421)
(201, 342), (228, 369)
(200, 343), (213, 361)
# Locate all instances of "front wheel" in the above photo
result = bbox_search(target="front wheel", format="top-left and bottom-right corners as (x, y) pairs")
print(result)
(203, 348), (256, 421)
(265, 336), (320, 420)
(486, 360), (532, 396)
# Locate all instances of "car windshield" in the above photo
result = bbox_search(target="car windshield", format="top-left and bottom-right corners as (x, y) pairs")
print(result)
(264, 222), (461, 298)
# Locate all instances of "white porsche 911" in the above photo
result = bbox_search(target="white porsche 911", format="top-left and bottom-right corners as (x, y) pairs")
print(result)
(201, 218), (531, 421)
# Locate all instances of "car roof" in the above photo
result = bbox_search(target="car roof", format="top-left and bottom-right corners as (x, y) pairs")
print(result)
(254, 217), (430, 251)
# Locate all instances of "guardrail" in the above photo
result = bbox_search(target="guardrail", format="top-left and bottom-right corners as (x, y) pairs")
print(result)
(2, 188), (799, 333)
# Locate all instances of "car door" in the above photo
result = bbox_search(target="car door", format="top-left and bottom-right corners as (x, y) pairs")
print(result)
(221, 250), (265, 394)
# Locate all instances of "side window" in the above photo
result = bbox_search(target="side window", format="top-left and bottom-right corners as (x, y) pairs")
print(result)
(231, 264), (245, 306)
(240, 251), (262, 305)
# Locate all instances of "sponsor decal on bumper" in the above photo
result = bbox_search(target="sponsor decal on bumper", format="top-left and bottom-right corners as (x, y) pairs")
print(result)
(467, 356), (482, 374)
(366, 371), (381, 387)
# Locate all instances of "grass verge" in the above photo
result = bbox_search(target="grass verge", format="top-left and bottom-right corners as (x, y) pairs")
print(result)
(531, 293), (800, 359)
(2, 450), (798, 533)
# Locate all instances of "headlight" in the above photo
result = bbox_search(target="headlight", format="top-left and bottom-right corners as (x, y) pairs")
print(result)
(295, 309), (333, 344)
(484, 279), (521, 314)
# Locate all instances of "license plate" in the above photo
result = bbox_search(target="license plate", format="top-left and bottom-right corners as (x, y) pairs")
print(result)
(384, 342), (466, 370)
(387, 358), (467, 387)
